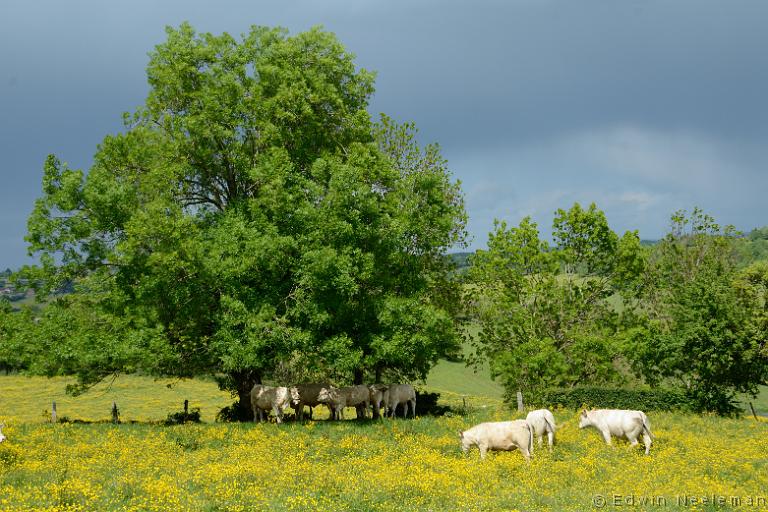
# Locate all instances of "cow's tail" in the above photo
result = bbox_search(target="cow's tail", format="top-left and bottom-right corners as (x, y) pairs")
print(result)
(527, 420), (534, 457)
(641, 414), (655, 440)
(543, 415), (555, 433)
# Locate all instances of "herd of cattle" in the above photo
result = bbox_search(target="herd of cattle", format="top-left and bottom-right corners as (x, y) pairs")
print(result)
(249, 382), (655, 459)
(249, 382), (416, 423)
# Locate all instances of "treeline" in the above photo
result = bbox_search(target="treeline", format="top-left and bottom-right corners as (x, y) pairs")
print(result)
(465, 205), (768, 414)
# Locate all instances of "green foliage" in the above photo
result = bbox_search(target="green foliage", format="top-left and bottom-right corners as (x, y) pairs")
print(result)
(629, 208), (768, 414)
(18, 23), (466, 416)
(468, 203), (646, 399)
(532, 386), (693, 412)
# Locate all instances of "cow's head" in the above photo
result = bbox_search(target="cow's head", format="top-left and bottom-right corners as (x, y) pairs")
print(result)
(578, 409), (592, 429)
(0, 422), (5, 443)
(289, 386), (301, 404)
(317, 386), (337, 403)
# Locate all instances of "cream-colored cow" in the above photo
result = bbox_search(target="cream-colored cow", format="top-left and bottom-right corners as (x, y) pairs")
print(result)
(578, 409), (654, 454)
(250, 384), (291, 424)
(459, 420), (533, 461)
(386, 384), (416, 419)
(526, 408), (556, 450)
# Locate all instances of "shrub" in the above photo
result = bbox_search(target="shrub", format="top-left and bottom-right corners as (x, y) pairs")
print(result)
(164, 408), (201, 426)
(216, 400), (252, 423)
(529, 386), (693, 412)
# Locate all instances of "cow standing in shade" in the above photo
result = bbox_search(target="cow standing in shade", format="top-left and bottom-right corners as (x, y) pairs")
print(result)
(368, 384), (389, 419)
(459, 420), (533, 461)
(578, 409), (654, 454)
(386, 384), (416, 419)
(250, 384), (292, 424)
(290, 383), (333, 421)
(526, 408), (556, 450)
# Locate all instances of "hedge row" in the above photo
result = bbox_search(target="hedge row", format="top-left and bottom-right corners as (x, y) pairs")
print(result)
(528, 386), (693, 411)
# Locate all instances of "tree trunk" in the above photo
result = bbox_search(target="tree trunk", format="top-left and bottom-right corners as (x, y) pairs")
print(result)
(353, 368), (364, 385)
(375, 364), (382, 384)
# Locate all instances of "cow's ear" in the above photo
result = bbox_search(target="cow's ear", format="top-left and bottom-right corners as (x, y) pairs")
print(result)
(458, 431), (464, 439)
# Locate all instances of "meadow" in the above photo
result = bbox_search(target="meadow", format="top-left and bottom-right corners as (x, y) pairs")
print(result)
(0, 375), (767, 511)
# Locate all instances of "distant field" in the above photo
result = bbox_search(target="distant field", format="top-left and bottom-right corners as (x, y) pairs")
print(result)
(0, 375), (232, 424)
(424, 322), (504, 401)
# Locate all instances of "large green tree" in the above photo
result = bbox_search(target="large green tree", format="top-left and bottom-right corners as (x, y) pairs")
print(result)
(20, 24), (466, 417)
(629, 209), (768, 413)
(468, 203), (645, 401)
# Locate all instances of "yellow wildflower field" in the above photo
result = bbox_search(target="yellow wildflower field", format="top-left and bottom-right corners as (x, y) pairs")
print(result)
(0, 377), (766, 511)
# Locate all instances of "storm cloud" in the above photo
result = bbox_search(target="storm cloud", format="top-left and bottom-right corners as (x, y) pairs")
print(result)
(1, 0), (766, 265)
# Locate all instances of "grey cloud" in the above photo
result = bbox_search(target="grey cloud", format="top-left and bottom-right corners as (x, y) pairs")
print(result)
(1, 0), (767, 266)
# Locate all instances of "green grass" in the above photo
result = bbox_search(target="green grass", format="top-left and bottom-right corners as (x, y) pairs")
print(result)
(424, 322), (504, 400)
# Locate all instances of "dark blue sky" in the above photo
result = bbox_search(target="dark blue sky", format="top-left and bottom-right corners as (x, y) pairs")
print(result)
(2, 0), (767, 267)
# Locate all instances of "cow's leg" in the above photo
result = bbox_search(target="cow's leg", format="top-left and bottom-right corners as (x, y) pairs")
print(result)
(479, 444), (488, 460)
(409, 399), (416, 418)
(538, 435), (543, 448)
(547, 431), (554, 450)
(273, 405), (282, 424)
(521, 445), (531, 462)
(642, 433), (652, 455)
(601, 430), (612, 446)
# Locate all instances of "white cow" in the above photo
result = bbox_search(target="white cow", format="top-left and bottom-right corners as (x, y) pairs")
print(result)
(386, 384), (416, 419)
(0, 423), (5, 443)
(459, 420), (533, 461)
(526, 408), (556, 450)
(290, 383), (333, 421)
(368, 384), (389, 419)
(578, 409), (654, 454)
(250, 384), (292, 424)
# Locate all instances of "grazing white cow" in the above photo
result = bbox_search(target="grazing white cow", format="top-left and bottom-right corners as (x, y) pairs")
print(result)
(386, 384), (416, 419)
(459, 420), (533, 461)
(578, 409), (654, 454)
(0, 423), (5, 443)
(250, 384), (291, 424)
(526, 409), (556, 450)
(290, 383), (333, 421)
(368, 384), (389, 419)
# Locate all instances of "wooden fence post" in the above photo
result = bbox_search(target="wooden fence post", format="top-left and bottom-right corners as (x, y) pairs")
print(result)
(749, 402), (759, 421)
(51, 401), (57, 424)
(516, 391), (524, 412)
(111, 402), (119, 424)
(184, 399), (189, 415)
